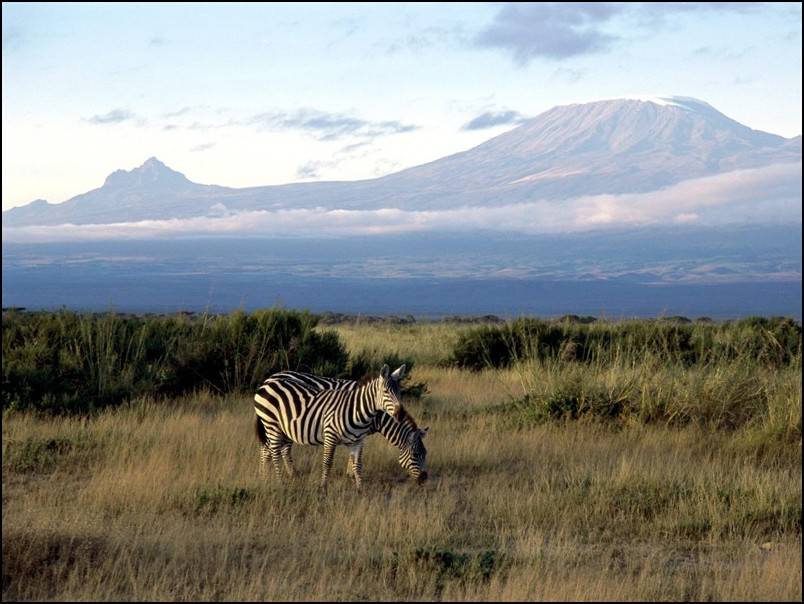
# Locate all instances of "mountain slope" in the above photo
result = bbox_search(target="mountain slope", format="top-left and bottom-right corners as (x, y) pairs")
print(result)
(4, 97), (800, 226)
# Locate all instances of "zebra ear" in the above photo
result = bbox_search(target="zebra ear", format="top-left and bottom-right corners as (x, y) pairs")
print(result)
(391, 364), (407, 381)
(380, 364), (390, 380)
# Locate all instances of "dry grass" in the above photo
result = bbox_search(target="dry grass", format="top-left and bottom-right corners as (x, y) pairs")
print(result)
(3, 364), (802, 601)
(324, 322), (477, 367)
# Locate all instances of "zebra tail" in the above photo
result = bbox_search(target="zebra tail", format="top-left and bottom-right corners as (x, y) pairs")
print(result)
(254, 415), (268, 445)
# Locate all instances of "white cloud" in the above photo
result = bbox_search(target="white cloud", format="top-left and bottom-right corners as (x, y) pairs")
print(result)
(3, 163), (800, 242)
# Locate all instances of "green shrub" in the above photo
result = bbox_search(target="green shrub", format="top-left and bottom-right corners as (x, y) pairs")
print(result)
(2, 309), (349, 414)
(451, 317), (802, 370)
(411, 547), (505, 584)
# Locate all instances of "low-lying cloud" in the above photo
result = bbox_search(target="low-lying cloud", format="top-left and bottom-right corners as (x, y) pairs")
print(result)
(4, 163), (800, 242)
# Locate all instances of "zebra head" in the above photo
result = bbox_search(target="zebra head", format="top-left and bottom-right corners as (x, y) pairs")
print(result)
(377, 363), (406, 419)
(399, 425), (429, 484)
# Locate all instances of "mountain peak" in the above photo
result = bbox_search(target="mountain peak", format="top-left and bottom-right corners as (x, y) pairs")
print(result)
(142, 156), (167, 169)
(103, 157), (191, 189)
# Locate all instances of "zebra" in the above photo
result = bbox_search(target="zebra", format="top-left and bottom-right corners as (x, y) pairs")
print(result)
(254, 364), (421, 489)
(264, 369), (428, 484)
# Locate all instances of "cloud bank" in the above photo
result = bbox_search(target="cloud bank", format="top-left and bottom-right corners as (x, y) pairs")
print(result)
(3, 163), (800, 242)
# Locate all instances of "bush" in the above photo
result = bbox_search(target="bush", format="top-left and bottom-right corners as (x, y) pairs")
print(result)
(450, 317), (802, 370)
(2, 309), (349, 414)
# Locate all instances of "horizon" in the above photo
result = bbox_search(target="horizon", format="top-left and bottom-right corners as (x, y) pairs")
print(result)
(3, 2), (802, 210)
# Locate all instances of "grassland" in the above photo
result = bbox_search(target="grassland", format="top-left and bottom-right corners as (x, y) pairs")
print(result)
(3, 316), (802, 601)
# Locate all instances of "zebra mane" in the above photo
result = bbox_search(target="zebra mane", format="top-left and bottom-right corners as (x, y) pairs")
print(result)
(357, 372), (379, 386)
(395, 404), (418, 430)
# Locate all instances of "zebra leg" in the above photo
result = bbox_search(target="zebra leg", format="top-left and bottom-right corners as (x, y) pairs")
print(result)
(267, 439), (286, 481)
(259, 443), (272, 478)
(280, 443), (296, 477)
(346, 453), (355, 478)
(320, 432), (339, 490)
(349, 443), (364, 490)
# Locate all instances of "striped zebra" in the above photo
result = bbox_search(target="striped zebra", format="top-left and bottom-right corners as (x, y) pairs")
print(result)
(254, 364), (421, 489)
(265, 369), (428, 484)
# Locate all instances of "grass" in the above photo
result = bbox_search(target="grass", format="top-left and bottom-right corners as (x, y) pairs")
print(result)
(2, 319), (802, 600)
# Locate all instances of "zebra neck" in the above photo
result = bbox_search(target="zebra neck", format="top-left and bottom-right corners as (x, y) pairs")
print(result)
(374, 413), (414, 448)
(352, 379), (383, 424)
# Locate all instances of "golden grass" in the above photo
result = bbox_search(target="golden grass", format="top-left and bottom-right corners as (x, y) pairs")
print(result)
(3, 365), (802, 601)
(324, 322), (478, 367)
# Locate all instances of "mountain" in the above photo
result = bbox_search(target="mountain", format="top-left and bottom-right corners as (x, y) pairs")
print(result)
(3, 97), (801, 227)
(4, 157), (232, 226)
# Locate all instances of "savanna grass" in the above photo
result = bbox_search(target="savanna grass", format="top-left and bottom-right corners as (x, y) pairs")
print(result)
(3, 384), (801, 601)
(3, 316), (801, 600)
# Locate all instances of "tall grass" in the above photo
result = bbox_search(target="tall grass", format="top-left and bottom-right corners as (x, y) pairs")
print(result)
(2, 315), (802, 600)
(3, 387), (801, 601)
(2, 309), (347, 413)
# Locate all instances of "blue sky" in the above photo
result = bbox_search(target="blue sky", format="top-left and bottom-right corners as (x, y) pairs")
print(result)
(2, 2), (801, 209)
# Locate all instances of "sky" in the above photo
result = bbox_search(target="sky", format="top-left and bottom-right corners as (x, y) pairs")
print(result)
(2, 2), (802, 210)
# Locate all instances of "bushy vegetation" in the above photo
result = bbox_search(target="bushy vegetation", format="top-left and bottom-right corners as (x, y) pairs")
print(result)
(451, 316), (802, 370)
(500, 361), (801, 444)
(2, 309), (348, 414)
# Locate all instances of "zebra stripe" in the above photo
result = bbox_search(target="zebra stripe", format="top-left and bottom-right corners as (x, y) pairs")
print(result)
(267, 370), (428, 483)
(254, 364), (406, 490)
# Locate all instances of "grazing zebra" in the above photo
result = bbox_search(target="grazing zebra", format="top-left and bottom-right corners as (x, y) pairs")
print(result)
(254, 364), (416, 489)
(265, 369), (428, 484)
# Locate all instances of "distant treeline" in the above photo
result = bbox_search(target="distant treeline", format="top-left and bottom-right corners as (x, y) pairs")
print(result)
(451, 316), (802, 370)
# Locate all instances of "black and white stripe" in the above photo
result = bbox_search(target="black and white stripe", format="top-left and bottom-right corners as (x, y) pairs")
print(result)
(267, 370), (429, 483)
(254, 364), (412, 489)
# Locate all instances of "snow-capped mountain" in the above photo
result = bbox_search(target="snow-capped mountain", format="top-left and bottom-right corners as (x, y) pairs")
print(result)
(3, 97), (800, 227)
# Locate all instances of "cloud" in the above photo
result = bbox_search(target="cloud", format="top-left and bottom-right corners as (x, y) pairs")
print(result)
(85, 109), (140, 125)
(551, 67), (585, 82)
(5, 163), (799, 242)
(207, 203), (230, 216)
(475, 2), (767, 65)
(247, 109), (418, 141)
(296, 141), (374, 179)
(475, 3), (622, 64)
(296, 160), (329, 179)
(189, 142), (215, 152)
(462, 110), (528, 131)
(384, 25), (467, 55)
(163, 106), (191, 118)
